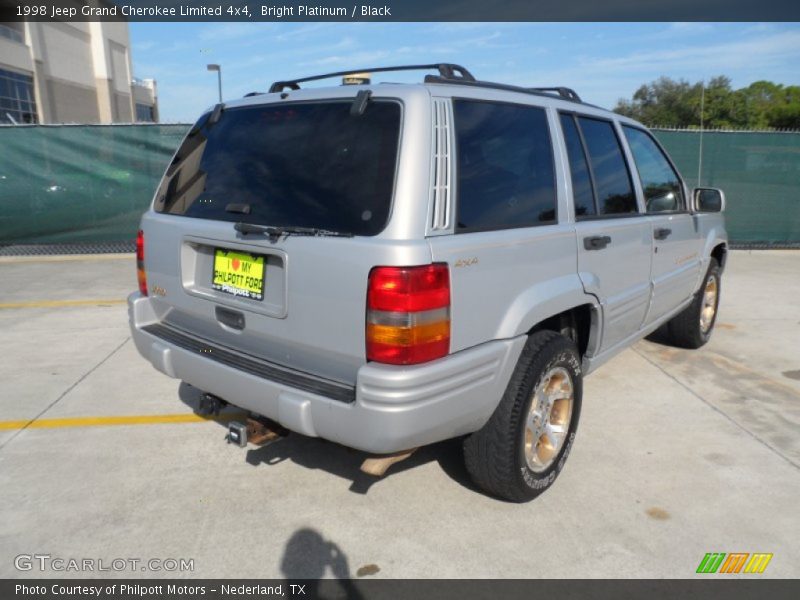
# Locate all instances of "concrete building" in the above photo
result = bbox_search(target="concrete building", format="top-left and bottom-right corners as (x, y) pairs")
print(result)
(132, 77), (158, 123)
(0, 20), (158, 124)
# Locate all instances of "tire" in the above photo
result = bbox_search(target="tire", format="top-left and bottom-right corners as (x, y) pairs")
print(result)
(664, 258), (721, 349)
(463, 331), (582, 502)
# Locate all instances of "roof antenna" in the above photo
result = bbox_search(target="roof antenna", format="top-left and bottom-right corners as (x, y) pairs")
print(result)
(350, 90), (372, 116)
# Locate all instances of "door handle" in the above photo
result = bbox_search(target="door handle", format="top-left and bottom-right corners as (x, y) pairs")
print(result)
(654, 227), (672, 240)
(583, 235), (612, 251)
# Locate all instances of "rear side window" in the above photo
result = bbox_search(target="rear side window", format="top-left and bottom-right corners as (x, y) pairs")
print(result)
(623, 126), (685, 213)
(560, 114), (638, 218)
(453, 100), (556, 232)
(155, 101), (401, 236)
(577, 117), (637, 215)
(559, 114), (596, 218)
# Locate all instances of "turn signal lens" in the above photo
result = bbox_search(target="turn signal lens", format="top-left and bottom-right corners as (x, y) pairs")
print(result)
(136, 229), (147, 296)
(366, 264), (450, 365)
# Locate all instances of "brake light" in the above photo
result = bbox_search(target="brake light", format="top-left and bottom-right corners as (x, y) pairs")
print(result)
(136, 229), (147, 296)
(366, 264), (450, 365)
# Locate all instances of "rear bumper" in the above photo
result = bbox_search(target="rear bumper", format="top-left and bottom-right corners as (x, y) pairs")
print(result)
(129, 293), (525, 454)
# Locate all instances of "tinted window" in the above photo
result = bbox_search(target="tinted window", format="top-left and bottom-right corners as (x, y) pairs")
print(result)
(559, 114), (596, 218)
(135, 103), (155, 123)
(623, 126), (684, 213)
(155, 101), (401, 236)
(0, 68), (38, 124)
(577, 117), (637, 215)
(454, 100), (556, 231)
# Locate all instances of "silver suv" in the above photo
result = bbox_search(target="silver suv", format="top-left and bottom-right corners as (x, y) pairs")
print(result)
(129, 64), (727, 502)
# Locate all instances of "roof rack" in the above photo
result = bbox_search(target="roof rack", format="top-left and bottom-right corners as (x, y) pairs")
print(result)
(268, 63), (584, 105)
(527, 87), (582, 102)
(268, 63), (476, 93)
(424, 75), (585, 104)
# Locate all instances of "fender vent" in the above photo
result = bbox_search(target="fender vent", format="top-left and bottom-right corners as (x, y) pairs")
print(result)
(430, 99), (453, 231)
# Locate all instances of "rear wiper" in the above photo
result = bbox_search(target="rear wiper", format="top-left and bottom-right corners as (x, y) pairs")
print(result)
(234, 222), (354, 241)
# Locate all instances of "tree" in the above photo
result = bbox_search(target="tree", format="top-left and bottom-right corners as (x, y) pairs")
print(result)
(614, 77), (800, 129)
(615, 77), (702, 127)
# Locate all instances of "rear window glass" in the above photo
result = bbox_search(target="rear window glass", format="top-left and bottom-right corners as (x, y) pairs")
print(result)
(453, 100), (556, 232)
(155, 101), (401, 236)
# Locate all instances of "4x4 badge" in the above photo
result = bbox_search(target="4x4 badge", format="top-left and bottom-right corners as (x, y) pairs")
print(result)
(454, 257), (479, 268)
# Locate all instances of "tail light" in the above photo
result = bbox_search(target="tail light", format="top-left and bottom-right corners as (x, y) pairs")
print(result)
(366, 264), (450, 365)
(136, 229), (148, 296)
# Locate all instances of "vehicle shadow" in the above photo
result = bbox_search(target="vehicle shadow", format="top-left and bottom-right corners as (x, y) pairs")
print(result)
(644, 323), (673, 346)
(178, 382), (478, 495)
(245, 434), (476, 495)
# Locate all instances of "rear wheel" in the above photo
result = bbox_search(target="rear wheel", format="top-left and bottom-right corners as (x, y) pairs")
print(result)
(664, 259), (721, 349)
(464, 331), (582, 502)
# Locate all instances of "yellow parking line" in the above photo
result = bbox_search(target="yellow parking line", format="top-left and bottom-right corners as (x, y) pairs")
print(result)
(0, 298), (126, 309)
(0, 413), (246, 431)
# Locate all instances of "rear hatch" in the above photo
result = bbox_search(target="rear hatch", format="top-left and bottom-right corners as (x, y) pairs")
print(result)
(140, 97), (405, 386)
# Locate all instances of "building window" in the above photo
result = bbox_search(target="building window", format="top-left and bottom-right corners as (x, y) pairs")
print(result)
(135, 103), (155, 123)
(0, 68), (38, 124)
(0, 23), (25, 44)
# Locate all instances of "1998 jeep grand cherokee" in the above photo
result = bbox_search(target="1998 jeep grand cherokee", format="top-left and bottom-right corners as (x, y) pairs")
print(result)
(129, 64), (727, 502)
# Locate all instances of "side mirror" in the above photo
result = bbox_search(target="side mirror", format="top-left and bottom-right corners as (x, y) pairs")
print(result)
(692, 187), (725, 213)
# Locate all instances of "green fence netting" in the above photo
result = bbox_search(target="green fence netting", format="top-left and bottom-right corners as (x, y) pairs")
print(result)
(0, 124), (190, 244)
(653, 129), (800, 245)
(0, 124), (798, 246)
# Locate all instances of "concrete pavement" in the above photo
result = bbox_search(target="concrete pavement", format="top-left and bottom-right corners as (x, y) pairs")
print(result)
(0, 251), (798, 579)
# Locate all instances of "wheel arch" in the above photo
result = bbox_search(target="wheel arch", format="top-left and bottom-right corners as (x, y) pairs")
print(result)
(710, 242), (728, 272)
(494, 275), (601, 360)
(527, 303), (599, 360)
(497, 274), (602, 357)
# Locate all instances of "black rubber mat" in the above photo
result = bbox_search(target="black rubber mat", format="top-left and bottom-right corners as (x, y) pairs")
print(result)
(0, 241), (135, 256)
(729, 242), (800, 250)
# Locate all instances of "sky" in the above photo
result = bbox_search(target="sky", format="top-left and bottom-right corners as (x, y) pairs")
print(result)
(128, 22), (800, 123)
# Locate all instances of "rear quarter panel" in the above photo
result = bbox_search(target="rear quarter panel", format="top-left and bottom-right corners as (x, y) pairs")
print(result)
(429, 227), (588, 351)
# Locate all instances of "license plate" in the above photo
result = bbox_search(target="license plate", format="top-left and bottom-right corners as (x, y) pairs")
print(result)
(212, 249), (265, 301)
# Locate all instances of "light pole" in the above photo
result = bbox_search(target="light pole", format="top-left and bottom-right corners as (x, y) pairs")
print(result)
(207, 64), (222, 103)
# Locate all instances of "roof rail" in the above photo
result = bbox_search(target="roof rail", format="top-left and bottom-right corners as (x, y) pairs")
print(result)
(268, 63), (586, 106)
(269, 63), (475, 93)
(527, 87), (582, 102)
(424, 76), (587, 105)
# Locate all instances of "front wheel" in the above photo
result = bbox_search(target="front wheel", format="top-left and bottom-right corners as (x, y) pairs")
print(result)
(664, 258), (721, 349)
(464, 331), (582, 502)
